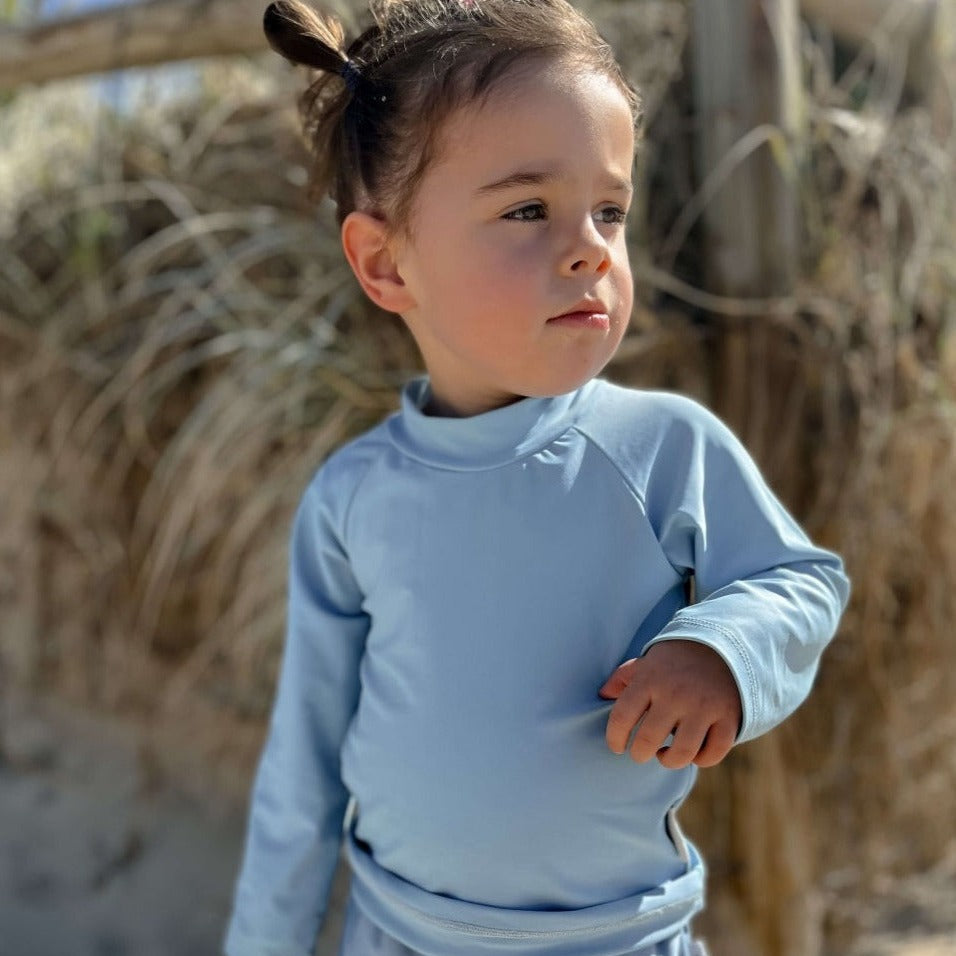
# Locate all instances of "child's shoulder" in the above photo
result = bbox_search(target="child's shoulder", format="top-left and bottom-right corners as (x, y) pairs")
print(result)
(577, 380), (758, 502)
(582, 379), (735, 448)
(299, 415), (396, 509)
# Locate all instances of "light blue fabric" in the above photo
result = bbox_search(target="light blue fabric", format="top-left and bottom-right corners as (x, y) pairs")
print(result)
(224, 377), (849, 956)
(337, 890), (708, 956)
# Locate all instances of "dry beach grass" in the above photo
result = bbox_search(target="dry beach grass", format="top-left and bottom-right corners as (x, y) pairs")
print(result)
(1, 3), (955, 954)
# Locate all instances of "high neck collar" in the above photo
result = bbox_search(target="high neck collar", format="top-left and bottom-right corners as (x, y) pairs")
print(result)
(386, 377), (594, 470)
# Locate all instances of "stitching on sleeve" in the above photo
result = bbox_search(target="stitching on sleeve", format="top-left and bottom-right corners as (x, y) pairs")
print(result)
(664, 617), (759, 730)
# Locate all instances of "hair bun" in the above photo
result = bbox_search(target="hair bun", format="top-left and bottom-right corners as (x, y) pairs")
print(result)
(263, 1), (347, 74)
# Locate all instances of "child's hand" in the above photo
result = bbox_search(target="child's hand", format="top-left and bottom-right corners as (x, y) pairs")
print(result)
(598, 640), (742, 769)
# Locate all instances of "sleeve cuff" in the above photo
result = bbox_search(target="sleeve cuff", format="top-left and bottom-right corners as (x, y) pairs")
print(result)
(644, 618), (757, 743)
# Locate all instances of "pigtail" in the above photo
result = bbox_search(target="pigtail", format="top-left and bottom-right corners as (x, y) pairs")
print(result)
(263, 1), (349, 74)
(263, 0), (371, 211)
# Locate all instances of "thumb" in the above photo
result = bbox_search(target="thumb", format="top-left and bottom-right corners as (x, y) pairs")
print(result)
(598, 657), (639, 699)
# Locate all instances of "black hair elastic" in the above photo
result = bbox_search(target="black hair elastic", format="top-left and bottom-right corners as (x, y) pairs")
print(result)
(340, 59), (363, 95)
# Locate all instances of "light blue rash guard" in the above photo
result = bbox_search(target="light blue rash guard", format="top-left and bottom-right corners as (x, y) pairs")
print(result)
(225, 377), (849, 956)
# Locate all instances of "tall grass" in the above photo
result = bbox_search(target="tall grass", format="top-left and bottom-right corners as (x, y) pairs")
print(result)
(1, 5), (954, 954)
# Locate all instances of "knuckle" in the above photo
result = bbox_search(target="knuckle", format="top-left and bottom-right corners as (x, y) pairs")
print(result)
(606, 707), (632, 733)
(658, 749), (690, 769)
(631, 730), (660, 754)
(695, 747), (726, 768)
(668, 742), (696, 761)
(696, 735), (732, 767)
(635, 728), (659, 746)
(665, 738), (696, 761)
(709, 722), (735, 748)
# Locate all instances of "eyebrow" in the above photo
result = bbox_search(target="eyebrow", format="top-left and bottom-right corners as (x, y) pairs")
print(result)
(475, 169), (633, 197)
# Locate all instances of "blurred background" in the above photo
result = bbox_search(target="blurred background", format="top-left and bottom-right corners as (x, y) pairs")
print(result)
(1, 1), (954, 954)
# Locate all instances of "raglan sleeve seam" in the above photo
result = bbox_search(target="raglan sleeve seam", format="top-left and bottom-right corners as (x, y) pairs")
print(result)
(572, 422), (691, 582)
(336, 433), (392, 552)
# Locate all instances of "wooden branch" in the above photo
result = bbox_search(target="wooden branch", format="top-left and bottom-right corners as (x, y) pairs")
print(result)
(691, 0), (803, 299)
(690, 0), (804, 448)
(0, 0), (269, 90)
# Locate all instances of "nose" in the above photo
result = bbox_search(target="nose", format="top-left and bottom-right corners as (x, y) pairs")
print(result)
(560, 218), (611, 277)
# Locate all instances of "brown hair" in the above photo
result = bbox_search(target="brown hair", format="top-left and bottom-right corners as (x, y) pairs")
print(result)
(264, 0), (643, 229)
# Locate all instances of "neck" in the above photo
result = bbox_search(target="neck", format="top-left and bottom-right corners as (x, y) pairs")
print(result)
(422, 386), (525, 419)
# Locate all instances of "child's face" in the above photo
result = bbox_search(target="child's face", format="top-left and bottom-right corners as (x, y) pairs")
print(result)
(390, 64), (635, 416)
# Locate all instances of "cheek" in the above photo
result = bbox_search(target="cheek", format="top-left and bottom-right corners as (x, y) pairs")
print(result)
(456, 242), (538, 302)
(612, 247), (634, 309)
(618, 272), (634, 312)
(486, 244), (553, 301)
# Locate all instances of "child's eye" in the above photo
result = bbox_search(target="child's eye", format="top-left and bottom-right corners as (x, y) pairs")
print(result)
(502, 203), (547, 222)
(595, 205), (627, 225)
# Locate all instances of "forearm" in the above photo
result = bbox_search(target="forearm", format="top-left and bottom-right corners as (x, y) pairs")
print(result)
(224, 728), (349, 956)
(225, 476), (368, 955)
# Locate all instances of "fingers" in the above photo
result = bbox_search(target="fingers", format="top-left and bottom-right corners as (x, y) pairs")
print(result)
(598, 658), (638, 700)
(602, 655), (695, 761)
(604, 682), (649, 754)
(656, 719), (709, 770)
(626, 705), (678, 764)
(692, 719), (737, 768)
(608, 707), (735, 768)
(601, 641), (742, 768)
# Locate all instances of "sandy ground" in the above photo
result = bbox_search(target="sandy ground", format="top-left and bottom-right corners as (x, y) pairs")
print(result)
(0, 689), (348, 956)
(838, 847), (956, 956)
(1, 689), (952, 956)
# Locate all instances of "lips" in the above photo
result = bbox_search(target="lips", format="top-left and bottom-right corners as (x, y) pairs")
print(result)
(547, 300), (611, 330)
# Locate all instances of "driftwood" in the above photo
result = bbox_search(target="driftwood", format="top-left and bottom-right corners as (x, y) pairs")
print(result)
(0, 0), (269, 89)
(0, 0), (942, 91)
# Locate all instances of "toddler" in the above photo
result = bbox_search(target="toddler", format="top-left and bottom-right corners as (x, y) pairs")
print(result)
(225, 1), (850, 954)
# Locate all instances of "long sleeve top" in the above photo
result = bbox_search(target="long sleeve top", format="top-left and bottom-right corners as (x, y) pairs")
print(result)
(224, 377), (850, 956)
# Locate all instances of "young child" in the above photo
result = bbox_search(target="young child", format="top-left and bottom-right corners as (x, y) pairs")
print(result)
(225, 1), (850, 954)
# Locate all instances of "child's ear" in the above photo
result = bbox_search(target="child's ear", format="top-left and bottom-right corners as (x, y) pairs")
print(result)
(341, 211), (416, 314)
